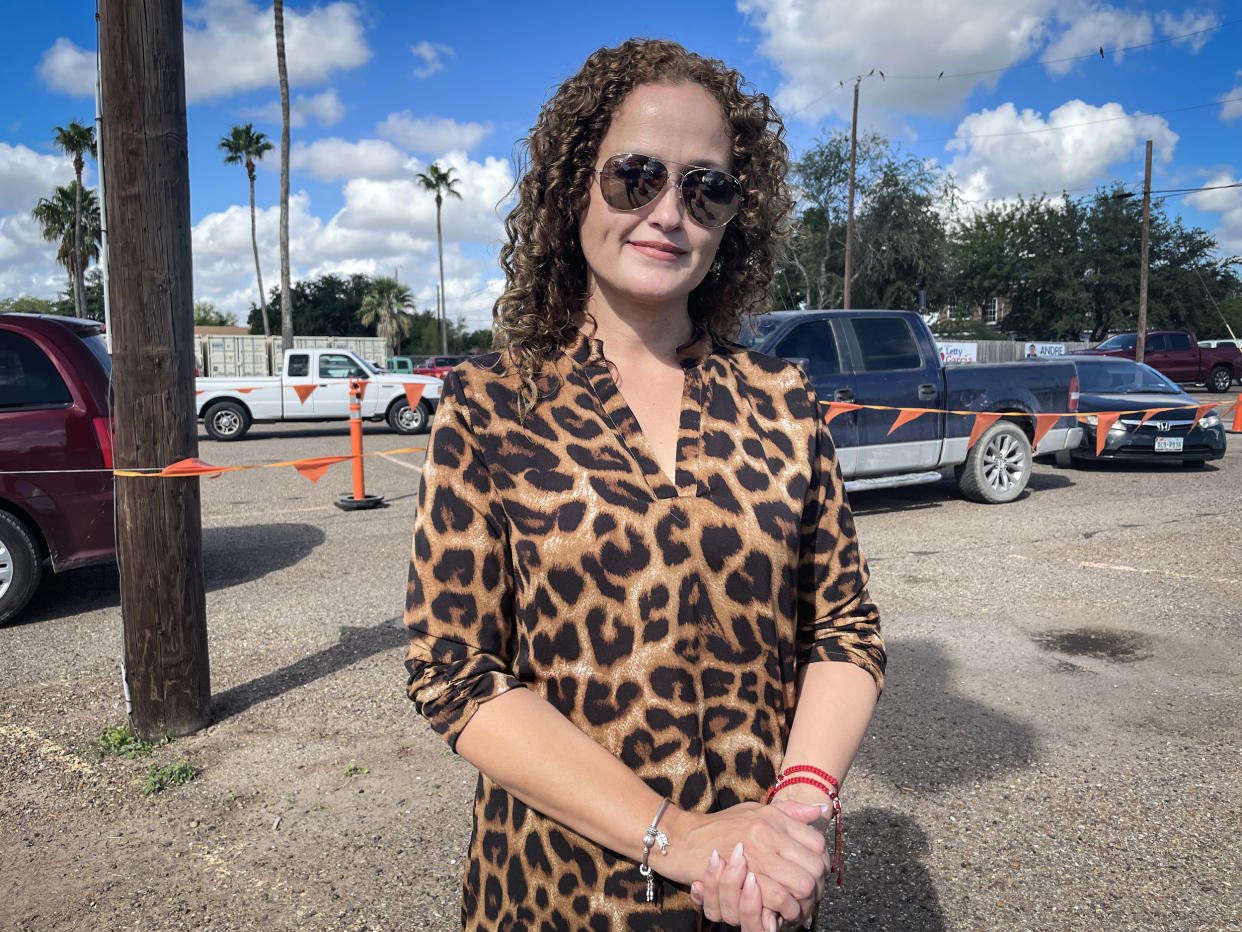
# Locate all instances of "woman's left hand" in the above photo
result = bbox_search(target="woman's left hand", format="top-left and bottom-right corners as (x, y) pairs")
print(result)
(690, 843), (775, 932)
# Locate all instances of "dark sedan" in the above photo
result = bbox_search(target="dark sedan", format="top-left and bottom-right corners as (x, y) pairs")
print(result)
(1058, 356), (1226, 467)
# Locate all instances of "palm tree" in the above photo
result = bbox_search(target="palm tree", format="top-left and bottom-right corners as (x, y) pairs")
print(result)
(415, 163), (462, 354)
(219, 124), (275, 336)
(32, 184), (101, 305)
(274, 0), (293, 345)
(52, 119), (97, 318)
(358, 276), (415, 357)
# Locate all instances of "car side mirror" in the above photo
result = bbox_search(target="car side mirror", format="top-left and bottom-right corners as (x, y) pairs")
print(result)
(783, 356), (811, 372)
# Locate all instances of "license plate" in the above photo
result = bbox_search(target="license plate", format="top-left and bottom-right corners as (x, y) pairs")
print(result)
(1154, 436), (1183, 452)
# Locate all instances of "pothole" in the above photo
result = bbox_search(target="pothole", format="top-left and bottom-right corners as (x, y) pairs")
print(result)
(1030, 628), (1151, 664)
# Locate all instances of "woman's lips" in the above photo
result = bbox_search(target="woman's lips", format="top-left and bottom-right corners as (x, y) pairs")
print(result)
(628, 240), (686, 260)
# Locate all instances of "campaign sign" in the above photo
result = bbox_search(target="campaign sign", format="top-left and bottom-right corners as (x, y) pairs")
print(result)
(1023, 342), (1065, 358)
(936, 341), (977, 364)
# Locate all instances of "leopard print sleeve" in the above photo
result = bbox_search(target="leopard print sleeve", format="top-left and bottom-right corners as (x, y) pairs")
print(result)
(794, 376), (887, 692)
(403, 368), (523, 748)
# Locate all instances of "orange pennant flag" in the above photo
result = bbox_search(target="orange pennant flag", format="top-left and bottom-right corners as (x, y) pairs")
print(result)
(356, 380), (369, 401)
(887, 407), (927, 436)
(1094, 412), (1122, 455)
(293, 384), (316, 404)
(236, 387), (256, 394)
(159, 457), (225, 478)
(403, 383), (425, 409)
(1032, 413), (1060, 451)
(1136, 407), (1173, 427)
(1192, 403), (1216, 425)
(823, 402), (862, 425)
(966, 412), (1002, 449)
(292, 455), (350, 483)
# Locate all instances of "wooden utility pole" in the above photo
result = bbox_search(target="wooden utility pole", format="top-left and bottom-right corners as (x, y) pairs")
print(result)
(843, 78), (860, 310)
(1135, 139), (1152, 365)
(100, 0), (211, 738)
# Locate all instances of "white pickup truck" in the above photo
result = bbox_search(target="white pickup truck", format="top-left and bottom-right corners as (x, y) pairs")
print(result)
(196, 347), (442, 441)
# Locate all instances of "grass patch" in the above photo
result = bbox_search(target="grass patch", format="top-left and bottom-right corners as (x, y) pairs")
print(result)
(345, 762), (369, 777)
(142, 759), (199, 795)
(95, 723), (155, 759)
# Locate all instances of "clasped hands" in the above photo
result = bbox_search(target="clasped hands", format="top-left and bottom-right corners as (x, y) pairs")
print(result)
(664, 798), (832, 932)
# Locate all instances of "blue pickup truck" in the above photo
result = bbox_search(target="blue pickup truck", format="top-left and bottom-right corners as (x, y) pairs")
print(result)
(741, 310), (1083, 503)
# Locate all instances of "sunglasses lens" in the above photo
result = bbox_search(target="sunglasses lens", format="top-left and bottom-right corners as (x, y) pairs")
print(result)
(599, 155), (668, 211)
(682, 170), (741, 228)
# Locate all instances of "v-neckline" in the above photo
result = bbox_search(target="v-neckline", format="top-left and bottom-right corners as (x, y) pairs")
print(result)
(567, 330), (708, 500)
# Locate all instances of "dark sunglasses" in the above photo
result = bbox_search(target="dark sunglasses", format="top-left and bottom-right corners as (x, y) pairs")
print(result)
(595, 153), (742, 228)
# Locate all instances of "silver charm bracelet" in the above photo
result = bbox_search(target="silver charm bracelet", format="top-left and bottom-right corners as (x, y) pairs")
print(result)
(639, 797), (671, 902)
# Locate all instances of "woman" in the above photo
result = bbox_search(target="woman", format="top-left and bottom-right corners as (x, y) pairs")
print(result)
(403, 38), (885, 932)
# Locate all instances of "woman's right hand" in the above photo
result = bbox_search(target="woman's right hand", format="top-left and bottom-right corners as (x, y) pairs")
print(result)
(664, 800), (829, 926)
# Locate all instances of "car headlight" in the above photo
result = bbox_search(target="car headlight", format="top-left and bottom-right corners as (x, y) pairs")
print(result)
(1083, 415), (1097, 427)
(1199, 413), (1221, 429)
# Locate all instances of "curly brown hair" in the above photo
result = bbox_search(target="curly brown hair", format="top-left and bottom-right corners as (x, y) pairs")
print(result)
(493, 37), (792, 403)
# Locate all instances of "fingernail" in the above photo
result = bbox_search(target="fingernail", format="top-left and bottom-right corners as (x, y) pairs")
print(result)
(767, 916), (779, 932)
(708, 849), (721, 869)
(744, 871), (756, 891)
(730, 841), (744, 863)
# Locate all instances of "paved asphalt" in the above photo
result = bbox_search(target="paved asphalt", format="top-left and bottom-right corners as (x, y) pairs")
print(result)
(3, 388), (1239, 931)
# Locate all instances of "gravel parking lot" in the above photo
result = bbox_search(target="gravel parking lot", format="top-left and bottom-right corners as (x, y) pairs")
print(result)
(2, 396), (1240, 931)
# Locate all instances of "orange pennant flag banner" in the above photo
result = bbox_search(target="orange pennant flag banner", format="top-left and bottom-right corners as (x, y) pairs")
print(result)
(159, 457), (225, 478)
(293, 455), (351, 484)
(236, 387), (256, 394)
(823, 402), (862, 425)
(1094, 412), (1122, 455)
(403, 383), (425, 409)
(1192, 403), (1216, 425)
(887, 407), (927, 436)
(356, 380), (369, 401)
(966, 412), (1002, 449)
(293, 384), (316, 404)
(1032, 413), (1060, 451)
(1137, 407), (1173, 427)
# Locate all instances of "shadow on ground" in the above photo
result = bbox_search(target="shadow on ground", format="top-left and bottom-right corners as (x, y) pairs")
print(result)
(14, 521), (327, 625)
(211, 616), (406, 720)
(858, 637), (1038, 793)
(818, 808), (945, 932)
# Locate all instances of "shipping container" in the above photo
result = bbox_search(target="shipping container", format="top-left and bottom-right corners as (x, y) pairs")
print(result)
(203, 335), (272, 377)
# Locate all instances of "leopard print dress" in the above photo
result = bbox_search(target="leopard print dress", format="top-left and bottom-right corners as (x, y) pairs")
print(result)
(404, 330), (885, 931)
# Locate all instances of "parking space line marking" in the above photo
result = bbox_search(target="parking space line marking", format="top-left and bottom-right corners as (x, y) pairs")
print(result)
(375, 452), (423, 473)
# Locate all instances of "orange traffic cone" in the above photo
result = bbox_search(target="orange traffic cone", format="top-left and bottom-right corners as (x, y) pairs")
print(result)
(335, 378), (385, 510)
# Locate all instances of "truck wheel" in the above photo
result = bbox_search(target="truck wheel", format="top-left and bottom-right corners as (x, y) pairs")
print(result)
(203, 401), (251, 441)
(387, 398), (430, 435)
(0, 510), (42, 626)
(1207, 365), (1233, 393)
(957, 420), (1032, 504)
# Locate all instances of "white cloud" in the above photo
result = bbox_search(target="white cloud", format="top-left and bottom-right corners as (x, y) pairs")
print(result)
(946, 100), (1177, 203)
(739, 0), (1054, 120)
(375, 113), (492, 154)
(38, 0), (370, 102)
(1041, 4), (1152, 75)
(189, 153), (515, 332)
(1157, 10), (1220, 51)
(243, 90), (347, 128)
(289, 138), (407, 181)
(410, 41), (453, 79)
(36, 37), (96, 97)
(0, 213), (68, 300)
(0, 143), (79, 212)
(1221, 82), (1242, 123)
(1187, 172), (1242, 253)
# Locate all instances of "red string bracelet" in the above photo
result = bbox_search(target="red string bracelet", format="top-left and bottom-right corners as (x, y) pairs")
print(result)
(766, 766), (844, 886)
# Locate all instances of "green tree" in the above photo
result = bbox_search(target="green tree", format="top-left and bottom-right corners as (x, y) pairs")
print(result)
(52, 267), (105, 321)
(52, 119), (97, 318)
(248, 273), (374, 337)
(219, 123), (274, 337)
(193, 299), (238, 326)
(274, 0), (293, 346)
(357, 276), (415, 356)
(0, 295), (57, 314)
(415, 162), (462, 353)
(32, 184), (101, 298)
(776, 131), (952, 312)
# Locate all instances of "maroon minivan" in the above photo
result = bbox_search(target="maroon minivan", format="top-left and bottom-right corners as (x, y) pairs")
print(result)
(0, 313), (114, 624)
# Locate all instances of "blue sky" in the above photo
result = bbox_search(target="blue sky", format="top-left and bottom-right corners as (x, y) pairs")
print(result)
(2, 0), (1240, 332)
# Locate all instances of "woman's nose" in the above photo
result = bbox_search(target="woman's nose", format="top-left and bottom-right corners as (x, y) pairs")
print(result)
(645, 176), (685, 229)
